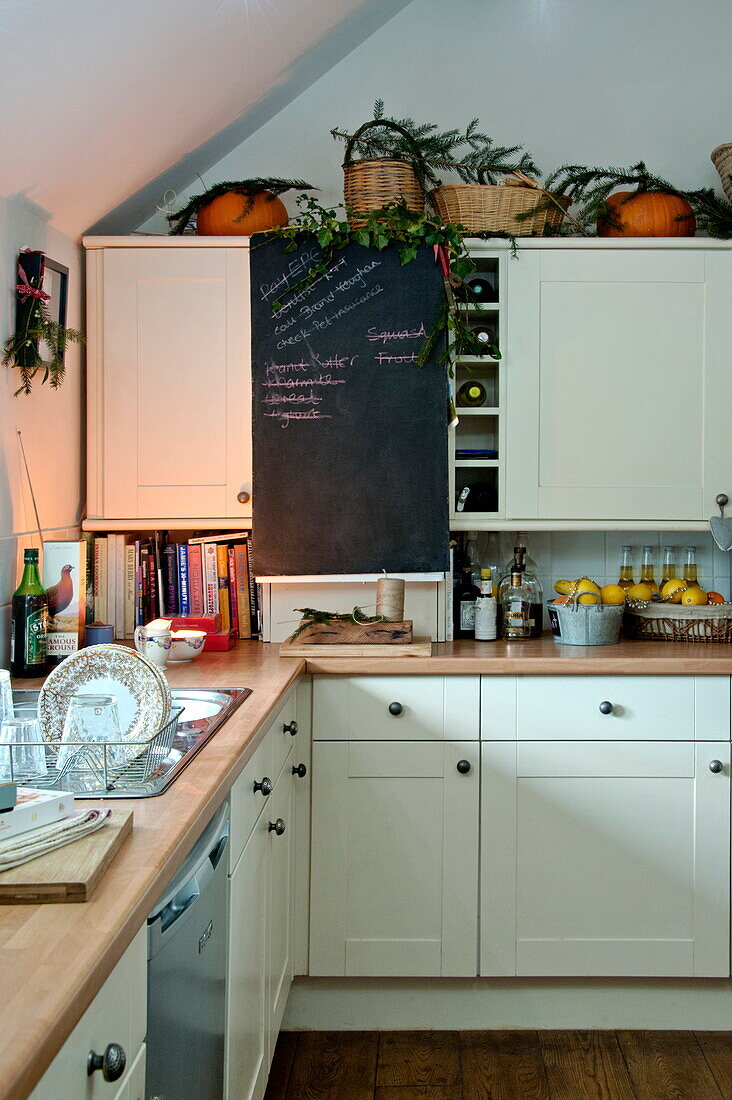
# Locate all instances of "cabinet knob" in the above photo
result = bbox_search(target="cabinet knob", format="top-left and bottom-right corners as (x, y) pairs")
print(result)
(456, 759), (471, 774)
(237, 490), (251, 504)
(292, 763), (307, 778)
(599, 701), (614, 715)
(388, 702), (403, 716)
(268, 818), (286, 835)
(253, 776), (273, 796)
(709, 759), (724, 773)
(283, 720), (298, 736)
(87, 1043), (126, 1082)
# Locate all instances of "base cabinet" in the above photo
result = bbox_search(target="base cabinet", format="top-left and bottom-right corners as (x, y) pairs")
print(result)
(481, 740), (731, 977)
(310, 739), (479, 977)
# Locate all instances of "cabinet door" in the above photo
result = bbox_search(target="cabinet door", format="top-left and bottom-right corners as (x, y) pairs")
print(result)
(310, 740), (479, 977)
(313, 675), (479, 741)
(267, 752), (294, 1053)
(505, 249), (714, 521)
(88, 246), (251, 520)
(481, 741), (731, 978)
(227, 815), (269, 1100)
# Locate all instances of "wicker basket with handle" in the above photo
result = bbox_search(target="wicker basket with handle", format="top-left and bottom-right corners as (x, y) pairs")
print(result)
(342, 119), (425, 227)
(624, 601), (732, 643)
(711, 144), (732, 203)
(430, 170), (570, 236)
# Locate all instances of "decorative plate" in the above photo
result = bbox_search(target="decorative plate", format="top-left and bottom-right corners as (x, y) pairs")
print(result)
(38, 644), (172, 749)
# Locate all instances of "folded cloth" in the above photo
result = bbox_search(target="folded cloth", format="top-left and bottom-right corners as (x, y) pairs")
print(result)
(0, 808), (111, 871)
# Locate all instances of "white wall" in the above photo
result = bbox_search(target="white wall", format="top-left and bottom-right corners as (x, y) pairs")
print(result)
(0, 198), (84, 663)
(144, 0), (732, 233)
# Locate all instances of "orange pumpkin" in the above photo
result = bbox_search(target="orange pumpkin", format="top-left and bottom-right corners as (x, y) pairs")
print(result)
(598, 190), (695, 237)
(196, 190), (289, 236)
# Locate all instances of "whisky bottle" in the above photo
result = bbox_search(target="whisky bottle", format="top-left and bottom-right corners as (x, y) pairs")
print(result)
(501, 568), (533, 639)
(10, 549), (48, 678)
(454, 565), (480, 639)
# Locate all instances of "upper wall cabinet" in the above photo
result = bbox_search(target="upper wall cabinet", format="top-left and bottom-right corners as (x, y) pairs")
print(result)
(503, 245), (732, 525)
(84, 240), (252, 525)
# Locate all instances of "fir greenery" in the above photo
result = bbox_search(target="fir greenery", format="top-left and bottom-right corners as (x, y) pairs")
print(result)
(288, 606), (387, 642)
(544, 161), (691, 232)
(332, 99), (540, 191)
(684, 187), (732, 238)
(3, 292), (84, 396)
(167, 177), (315, 235)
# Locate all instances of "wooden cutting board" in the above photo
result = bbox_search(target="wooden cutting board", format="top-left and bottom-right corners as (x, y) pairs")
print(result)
(280, 637), (432, 658)
(0, 810), (133, 904)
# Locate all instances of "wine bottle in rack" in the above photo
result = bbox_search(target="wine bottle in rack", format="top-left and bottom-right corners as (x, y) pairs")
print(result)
(456, 381), (487, 408)
(460, 272), (498, 303)
(468, 322), (498, 353)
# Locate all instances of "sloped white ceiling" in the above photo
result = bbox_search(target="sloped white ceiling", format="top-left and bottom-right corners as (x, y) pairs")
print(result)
(0, 0), (413, 237)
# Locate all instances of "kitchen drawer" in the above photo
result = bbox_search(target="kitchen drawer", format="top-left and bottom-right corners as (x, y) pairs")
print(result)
(314, 676), (479, 741)
(481, 675), (730, 741)
(230, 732), (271, 872)
(269, 689), (299, 780)
(30, 926), (146, 1100)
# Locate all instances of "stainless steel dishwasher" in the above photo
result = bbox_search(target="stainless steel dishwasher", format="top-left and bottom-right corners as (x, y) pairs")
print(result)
(146, 800), (230, 1100)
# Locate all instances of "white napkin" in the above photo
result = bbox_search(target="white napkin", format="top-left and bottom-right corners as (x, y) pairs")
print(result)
(0, 808), (111, 871)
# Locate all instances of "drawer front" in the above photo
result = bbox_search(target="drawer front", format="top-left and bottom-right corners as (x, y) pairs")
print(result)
(314, 676), (479, 741)
(230, 732), (272, 871)
(31, 927), (146, 1100)
(269, 689), (299, 781)
(482, 675), (730, 741)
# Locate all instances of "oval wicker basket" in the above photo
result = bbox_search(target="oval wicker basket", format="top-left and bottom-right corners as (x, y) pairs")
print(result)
(342, 119), (425, 227)
(430, 174), (569, 236)
(624, 601), (732, 643)
(711, 143), (732, 203)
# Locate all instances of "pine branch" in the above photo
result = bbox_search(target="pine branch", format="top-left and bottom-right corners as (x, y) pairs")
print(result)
(167, 178), (315, 234)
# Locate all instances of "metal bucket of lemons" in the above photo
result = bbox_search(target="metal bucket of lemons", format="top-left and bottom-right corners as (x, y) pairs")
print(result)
(548, 578), (624, 646)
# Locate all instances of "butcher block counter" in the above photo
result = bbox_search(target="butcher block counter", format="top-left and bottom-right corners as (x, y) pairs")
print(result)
(3, 636), (732, 1099)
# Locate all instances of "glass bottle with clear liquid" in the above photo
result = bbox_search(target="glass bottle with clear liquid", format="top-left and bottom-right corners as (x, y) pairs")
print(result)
(683, 546), (699, 588)
(498, 544), (543, 637)
(660, 545), (678, 591)
(617, 545), (634, 590)
(501, 569), (533, 639)
(640, 545), (659, 597)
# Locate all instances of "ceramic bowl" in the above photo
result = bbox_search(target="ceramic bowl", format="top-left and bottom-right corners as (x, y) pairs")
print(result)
(167, 630), (207, 663)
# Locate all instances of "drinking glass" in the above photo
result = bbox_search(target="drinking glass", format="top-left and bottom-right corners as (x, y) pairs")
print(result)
(0, 670), (13, 724)
(57, 694), (124, 777)
(0, 717), (47, 782)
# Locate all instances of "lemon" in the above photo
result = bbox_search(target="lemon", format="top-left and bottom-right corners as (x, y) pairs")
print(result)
(661, 578), (687, 603)
(572, 577), (601, 605)
(554, 579), (574, 596)
(600, 583), (626, 605)
(681, 588), (708, 606)
(626, 583), (654, 601)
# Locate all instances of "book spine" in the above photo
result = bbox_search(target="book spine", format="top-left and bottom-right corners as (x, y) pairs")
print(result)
(177, 544), (190, 616)
(107, 535), (117, 632)
(245, 537), (259, 636)
(154, 532), (165, 617)
(216, 544), (231, 632)
(227, 547), (239, 639)
(188, 544), (205, 617)
(81, 533), (95, 625)
(77, 540), (88, 645)
(134, 540), (143, 627)
(445, 544), (454, 642)
(115, 535), (126, 639)
(234, 544), (252, 639)
(148, 545), (159, 620)
(124, 545), (136, 639)
(94, 537), (108, 624)
(163, 545), (179, 617)
(203, 544), (220, 615)
(140, 545), (150, 623)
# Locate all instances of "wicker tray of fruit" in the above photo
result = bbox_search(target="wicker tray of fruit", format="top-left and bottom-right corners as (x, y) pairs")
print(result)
(623, 579), (732, 643)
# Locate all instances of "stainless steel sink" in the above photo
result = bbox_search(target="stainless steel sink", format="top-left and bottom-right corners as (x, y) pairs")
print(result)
(12, 687), (252, 798)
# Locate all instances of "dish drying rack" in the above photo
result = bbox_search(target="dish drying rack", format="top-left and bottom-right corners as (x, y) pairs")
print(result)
(1, 707), (184, 796)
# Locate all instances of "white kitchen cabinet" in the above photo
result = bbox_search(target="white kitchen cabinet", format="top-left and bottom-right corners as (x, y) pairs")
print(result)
(310, 739), (479, 977)
(481, 740), (731, 978)
(267, 750), (294, 1045)
(84, 240), (252, 524)
(313, 674), (479, 741)
(504, 245), (732, 523)
(29, 927), (147, 1100)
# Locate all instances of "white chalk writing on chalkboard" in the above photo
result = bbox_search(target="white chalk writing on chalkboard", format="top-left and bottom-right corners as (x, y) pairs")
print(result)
(366, 322), (427, 344)
(375, 352), (420, 365)
(264, 407), (332, 427)
(260, 246), (321, 301)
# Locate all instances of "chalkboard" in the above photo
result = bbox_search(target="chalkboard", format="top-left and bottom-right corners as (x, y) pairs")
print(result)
(250, 235), (449, 576)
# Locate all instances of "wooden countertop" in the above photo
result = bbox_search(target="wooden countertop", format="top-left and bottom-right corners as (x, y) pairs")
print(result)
(304, 636), (732, 675)
(4, 634), (732, 1098)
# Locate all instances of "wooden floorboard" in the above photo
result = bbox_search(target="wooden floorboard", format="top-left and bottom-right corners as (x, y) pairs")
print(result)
(377, 1031), (461, 1088)
(284, 1031), (379, 1100)
(616, 1030), (724, 1100)
(695, 1031), (732, 1096)
(460, 1030), (550, 1100)
(539, 1031), (637, 1100)
(265, 1031), (300, 1100)
(373, 1089), (463, 1099)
